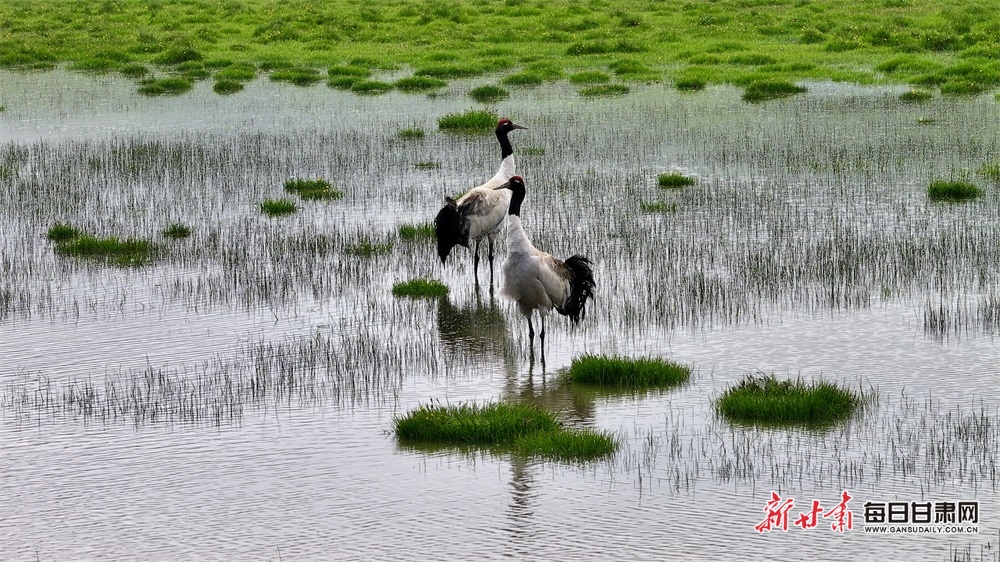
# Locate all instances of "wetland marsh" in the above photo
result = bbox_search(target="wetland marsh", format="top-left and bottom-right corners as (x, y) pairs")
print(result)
(0, 67), (998, 561)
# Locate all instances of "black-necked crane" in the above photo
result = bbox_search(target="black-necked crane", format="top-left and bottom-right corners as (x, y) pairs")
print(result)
(495, 176), (595, 355)
(435, 118), (528, 283)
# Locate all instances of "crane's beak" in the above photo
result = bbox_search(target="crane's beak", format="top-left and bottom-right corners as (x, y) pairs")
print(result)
(493, 181), (512, 190)
(511, 123), (528, 130)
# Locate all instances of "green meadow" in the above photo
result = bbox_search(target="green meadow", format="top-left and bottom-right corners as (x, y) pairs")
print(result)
(4, 0), (999, 97)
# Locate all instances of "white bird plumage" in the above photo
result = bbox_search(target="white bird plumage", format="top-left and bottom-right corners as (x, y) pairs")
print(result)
(435, 118), (527, 282)
(496, 176), (595, 355)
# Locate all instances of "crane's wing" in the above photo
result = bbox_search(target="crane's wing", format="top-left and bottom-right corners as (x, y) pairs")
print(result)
(457, 187), (510, 240)
(537, 254), (572, 308)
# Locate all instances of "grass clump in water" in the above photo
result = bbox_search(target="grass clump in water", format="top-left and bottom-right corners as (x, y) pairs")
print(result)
(55, 236), (156, 267)
(345, 238), (394, 257)
(567, 355), (691, 388)
(715, 374), (862, 426)
(269, 67), (322, 86)
(899, 89), (932, 102)
(392, 278), (449, 298)
(398, 222), (435, 240)
(394, 402), (617, 461)
(580, 84), (630, 97)
(658, 172), (695, 189)
(742, 80), (806, 102)
(397, 127), (425, 139)
(438, 109), (497, 132)
(46, 222), (80, 242)
(570, 71), (611, 84)
(675, 77), (707, 91)
(137, 77), (193, 96)
(927, 180), (983, 202)
(284, 178), (343, 201)
(395, 76), (446, 92)
(351, 80), (394, 95)
(469, 85), (509, 103)
(260, 198), (297, 217)
(213, 79), (244, 95)
(162, 223), (192, 239)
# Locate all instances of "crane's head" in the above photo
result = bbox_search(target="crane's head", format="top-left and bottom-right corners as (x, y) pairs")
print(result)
(496, 118), (528, 134)
(495, 175), (526, 216)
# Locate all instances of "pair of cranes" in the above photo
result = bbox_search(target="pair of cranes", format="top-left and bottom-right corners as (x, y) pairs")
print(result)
(434, 119), (595, 356)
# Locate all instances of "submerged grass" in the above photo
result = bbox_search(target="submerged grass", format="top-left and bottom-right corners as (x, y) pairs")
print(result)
(391, 278), (448, 298)
(54, 235), (155, 267)
(137, 77), (192, 96)
(438, 109), (497, 132)
(162, 223), (192, 239)
(468, 85), (508, 103)
(640, 201), (677, 213)
(397, 127), (425, 139)
(284, 178), (342, 200)
(715, 374), (863, 426)
(928, 180), (983, 202)
(579, 84), (630, 97)
(260, 198), (297, 217)
(394, 402), (617, 461)
(344, 238), (393, 257)
(567, 355), (691, 388)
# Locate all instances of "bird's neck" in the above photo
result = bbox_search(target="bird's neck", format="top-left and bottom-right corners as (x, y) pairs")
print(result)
(507, 189), (524, 216)
(496, 129), (514, 159)
(506, 215), (535, 254)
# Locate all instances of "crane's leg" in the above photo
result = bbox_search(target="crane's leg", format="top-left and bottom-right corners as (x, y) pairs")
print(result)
(539, 314), (546, 351)
(487, 237), (495, 286)
(527, 316), (535, 348)
(472, 241), (481, 282)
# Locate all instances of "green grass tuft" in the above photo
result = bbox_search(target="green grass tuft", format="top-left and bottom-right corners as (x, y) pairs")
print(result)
(345, 239), (393, 257)
(351, 80), (394, 95)
(468, 85), (509, 103)
(927, 180), (983, 202)
(394, 76), (447, 92)
(438, 109), (497, 132)
(284, 178), (343, 201)
(260, 198), (297, 217)
(394, 401), (618, 461)
(269, 67), (322, 86)
(570, 71), (610, 84)
(392, 278), (449, 298)
(500, 71), (543, 86)
(397, 127), (425, 139)
(46, 223), (80, 242)
(137, 77), (193, 96)
(675, 77), (707, 91)
(658, 173), (696, 189)
(213, 79), (244, 95)
(899, 89), (932, 102)
(567, 355), (691, 387)
(152, 48), (202, 65)
(742, 80), (807, 102)
(214, 64), (256, 81)
(54, 235), (156, 267)
(715, 374), (862, 426)
(398, 222), (435, 240)
(415, 161), (441, 169)
(162, 223), (192, 239)
(328, 65), (371, 78)
(579, 84), (630, 97)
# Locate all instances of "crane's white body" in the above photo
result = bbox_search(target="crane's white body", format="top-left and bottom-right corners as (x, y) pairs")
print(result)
(500, 215), (573, 329)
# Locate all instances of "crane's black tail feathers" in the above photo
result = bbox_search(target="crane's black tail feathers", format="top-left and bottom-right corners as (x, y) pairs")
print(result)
(558, 255), (596, 324)
(435, 197), (469, 264)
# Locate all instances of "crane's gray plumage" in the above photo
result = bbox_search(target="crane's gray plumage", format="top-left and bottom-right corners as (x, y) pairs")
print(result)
(496, 176), (595, 353)
(435, 118), (527, 281)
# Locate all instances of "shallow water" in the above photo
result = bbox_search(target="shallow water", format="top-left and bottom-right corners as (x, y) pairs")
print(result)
(1, 70), (998, 561)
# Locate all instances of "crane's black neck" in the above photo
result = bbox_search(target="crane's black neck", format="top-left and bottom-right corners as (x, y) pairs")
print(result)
(496, 127), (514, 159)
(507, 184), (525, 216)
